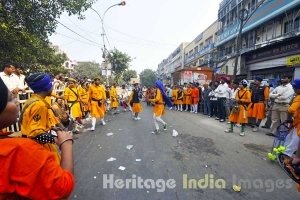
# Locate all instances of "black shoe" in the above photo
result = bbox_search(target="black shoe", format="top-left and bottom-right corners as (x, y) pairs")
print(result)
(266, 133), (276, 137)
(262, 125), (270, 129)
(163, 124), (167, 131)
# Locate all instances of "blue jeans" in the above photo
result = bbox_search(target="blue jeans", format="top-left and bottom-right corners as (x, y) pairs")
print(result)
(203, 100), (211, 115)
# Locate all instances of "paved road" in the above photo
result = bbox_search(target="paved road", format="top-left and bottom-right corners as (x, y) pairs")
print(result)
(71, 104), (299, 200)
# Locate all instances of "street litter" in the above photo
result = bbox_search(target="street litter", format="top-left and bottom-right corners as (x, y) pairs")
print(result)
(107, 157), (116, 162)
(106, 132), (114, 136)
(126, 145), (133, 150)
(232, 185), (241, 192)
(172, 129), (179, 137)
(93, 176), (97, 179)
(135, 159), (142, 162)
(118, 166), (126, 171)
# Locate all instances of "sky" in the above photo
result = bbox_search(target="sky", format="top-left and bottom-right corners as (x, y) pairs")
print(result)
(49, 0), (220, 74)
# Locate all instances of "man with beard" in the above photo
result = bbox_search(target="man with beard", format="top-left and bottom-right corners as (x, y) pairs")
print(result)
(268, 75), (294, 136)
(248, 77), (269, 132)
(88, 78), (107, 131)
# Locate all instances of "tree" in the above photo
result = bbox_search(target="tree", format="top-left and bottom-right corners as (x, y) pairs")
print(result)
(0, 0), (95, 73)
(73, 61), (104, 80)
(139, 69), (157, 87)
(122, 69), (137, 83)
(107, 48), (132, 84)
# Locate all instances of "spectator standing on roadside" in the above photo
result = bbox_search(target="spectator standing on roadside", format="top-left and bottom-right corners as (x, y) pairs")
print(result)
(268, 75), (295, 136)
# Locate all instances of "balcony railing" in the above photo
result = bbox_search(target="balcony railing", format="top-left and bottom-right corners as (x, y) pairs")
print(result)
(184, 44), (214, 64)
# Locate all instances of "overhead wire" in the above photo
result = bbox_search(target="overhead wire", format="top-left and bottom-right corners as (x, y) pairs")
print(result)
(55, 32), (102, 48)
(56, 20), (103, 46)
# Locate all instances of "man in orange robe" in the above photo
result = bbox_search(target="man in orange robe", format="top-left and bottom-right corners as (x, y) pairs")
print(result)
(0, 77), (75, 199)
(191, 84), (199, 113)
(248, 77), (269, 132)
(184, 84), (192, 111)
(225, 80), (251, 136)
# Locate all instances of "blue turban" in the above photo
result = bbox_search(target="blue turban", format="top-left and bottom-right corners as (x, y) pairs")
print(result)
(26, 73), (52, 93)
(155, 80), (173, 107)
(292, 78), (300, 89)
(255, 77), (263, 82)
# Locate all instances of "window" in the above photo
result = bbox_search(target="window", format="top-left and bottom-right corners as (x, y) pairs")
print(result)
(194, 46), (198, 53)
(294, 17), (300, 30)
(284, 21), (292, 34)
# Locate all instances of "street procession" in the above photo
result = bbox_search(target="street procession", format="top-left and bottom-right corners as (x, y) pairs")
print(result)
(1, 0), (300, 199)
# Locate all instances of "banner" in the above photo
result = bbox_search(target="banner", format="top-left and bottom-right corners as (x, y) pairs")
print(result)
(287, 54), (300, 67)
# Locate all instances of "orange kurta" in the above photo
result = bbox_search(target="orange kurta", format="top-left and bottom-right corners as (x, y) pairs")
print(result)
(185, 88), (192, 105)
(64, 87), (82, 118)
(129, 91), (143, 113)
(191, 88), (199, 104)
(89, 84), (106, 119)
(20, 94), (61, 163)
(229, 88), (251, 124)
(176, 91), (184, 105)
(0, 138), (74, 200)
(248, 86), (270, 120)
(172, 89), (178, 105)
(78, 86), (90, 112)
(288, 95), (300, 136)
(151, 89), (165, 117)
(110, 86), (119, 108)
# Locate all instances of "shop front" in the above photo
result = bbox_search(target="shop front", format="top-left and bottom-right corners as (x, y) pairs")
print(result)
(172, 67), (213, 86)
(244, 36), (300, 81)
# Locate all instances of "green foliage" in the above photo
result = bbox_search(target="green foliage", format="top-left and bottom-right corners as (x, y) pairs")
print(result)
(107, 48), (132, 84)
(73, 61), (103, 80)
(0, 0), (95, 75)
(0, 0), (95, 39)
(122, 69), (137, 83)
(139, 69), (157, 87)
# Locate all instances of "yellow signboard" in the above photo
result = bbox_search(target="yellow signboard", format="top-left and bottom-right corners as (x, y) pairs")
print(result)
(287, 54), (300, 67)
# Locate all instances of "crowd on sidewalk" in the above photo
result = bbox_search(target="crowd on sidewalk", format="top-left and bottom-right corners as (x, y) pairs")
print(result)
(0, 62), (299, 198)
(149, 75), (295, 137)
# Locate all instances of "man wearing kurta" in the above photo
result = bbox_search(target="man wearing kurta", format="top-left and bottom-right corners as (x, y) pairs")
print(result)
(129, 83), (143, 120)
(191, 84), (199, 113)
(248, 77), (270, 132)
(88, 78), (106, 131)
(149, 81), (167, 134)
(78, 82), (90, 117)
(185, 84), (192, 111)
(110, 84), (119, 110)
(176, 87), (184, 111)
(64, 78), (82, 124)
(21, 73), (61, 163)
(225, 80), (251, 136)
(172, 86), (178, 110)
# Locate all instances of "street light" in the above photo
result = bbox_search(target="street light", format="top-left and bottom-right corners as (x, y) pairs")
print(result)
(91, 1), (126, 85)
(232, 0), (267, 80)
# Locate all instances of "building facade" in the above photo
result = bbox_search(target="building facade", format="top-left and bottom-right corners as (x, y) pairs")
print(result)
(216, 0), (300, 82)
(157, 42), (188, 85)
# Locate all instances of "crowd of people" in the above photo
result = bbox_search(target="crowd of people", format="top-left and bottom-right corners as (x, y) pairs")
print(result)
(144, 75), (294, 137)
(0, 62), (299, 198)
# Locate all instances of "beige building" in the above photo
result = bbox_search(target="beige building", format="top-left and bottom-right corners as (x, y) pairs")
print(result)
(184, 21), (218, 69)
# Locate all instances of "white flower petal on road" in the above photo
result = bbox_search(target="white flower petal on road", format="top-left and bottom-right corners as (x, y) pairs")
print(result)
(172, 129), (179, 137)
(106, 132), (114, 136)
(107, 157), (116, 162)
(118, 166), (126, 171)
(126, 145), (133, 150)
(135, 159), (142, 162)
